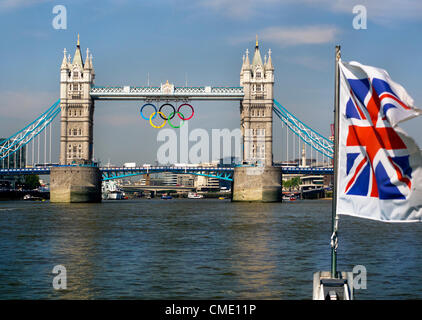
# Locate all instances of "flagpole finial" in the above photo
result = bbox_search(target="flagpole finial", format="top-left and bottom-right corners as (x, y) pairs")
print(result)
(336, 45), (341, 61)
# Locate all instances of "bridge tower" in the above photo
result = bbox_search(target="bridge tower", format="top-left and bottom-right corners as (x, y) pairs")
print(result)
(233, 37), (282, 202)
(59, 34), (95, 165)
(50, 35), (101, 203)
(239, 36), (274, 166)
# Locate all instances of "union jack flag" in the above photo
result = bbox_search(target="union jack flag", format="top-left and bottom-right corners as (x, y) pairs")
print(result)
(344, 77), (412, 199)
(338, 60), (422, 221)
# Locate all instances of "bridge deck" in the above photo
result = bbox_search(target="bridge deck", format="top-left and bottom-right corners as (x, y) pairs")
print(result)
(90, 86), (244, 101)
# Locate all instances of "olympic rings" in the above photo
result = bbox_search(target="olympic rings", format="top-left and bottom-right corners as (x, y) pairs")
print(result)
(177, 103), (194, 121)
(140, 103), (157, 121)
(149, 111), (167, 129)
(140, 102), (195, 128)
(168, 111), (185, 129)
(159, 103), (176, 120)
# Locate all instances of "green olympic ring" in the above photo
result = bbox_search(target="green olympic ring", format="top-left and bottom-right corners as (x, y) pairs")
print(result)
(167, 111), (185, 129)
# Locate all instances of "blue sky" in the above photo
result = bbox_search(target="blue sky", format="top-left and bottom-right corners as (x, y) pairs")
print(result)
(0, 0), (421, 165)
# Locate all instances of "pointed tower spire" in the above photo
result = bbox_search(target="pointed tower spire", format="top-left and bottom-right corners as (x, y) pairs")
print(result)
(84, 48), (91, 70)
(266, 48), (274, 70)
(244, 48), (250, 66)
(61, 48), (68, 69)
(72, 33), (84, 68)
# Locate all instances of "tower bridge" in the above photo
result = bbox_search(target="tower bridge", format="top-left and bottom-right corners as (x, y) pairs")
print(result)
(0, 35), (334, 203)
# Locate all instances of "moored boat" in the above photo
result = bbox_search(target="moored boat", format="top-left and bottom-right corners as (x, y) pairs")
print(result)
(188, 192), (203, 199)
(23, 194), (44, 201)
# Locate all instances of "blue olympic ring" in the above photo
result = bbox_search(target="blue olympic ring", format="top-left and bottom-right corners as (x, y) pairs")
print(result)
(140, 103), (158, 121)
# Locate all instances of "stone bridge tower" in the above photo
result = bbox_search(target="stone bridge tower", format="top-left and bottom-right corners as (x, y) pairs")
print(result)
(239, 37), (274, 166)
(51, 35), (101, 203)
(59, 35), (95, 165)
(232, 37), (282, 202)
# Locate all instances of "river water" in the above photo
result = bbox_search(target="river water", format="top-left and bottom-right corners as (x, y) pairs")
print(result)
(0, 199), (421, 299)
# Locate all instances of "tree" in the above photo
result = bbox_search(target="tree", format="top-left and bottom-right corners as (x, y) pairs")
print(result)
(24, 175), (40, 190)
(283, 179), (291, 189)
(291, 177), (301, 189)
(283, 177), (301, 191)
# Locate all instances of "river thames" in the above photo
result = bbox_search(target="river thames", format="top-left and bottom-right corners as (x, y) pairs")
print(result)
(0, 199), (421, 299)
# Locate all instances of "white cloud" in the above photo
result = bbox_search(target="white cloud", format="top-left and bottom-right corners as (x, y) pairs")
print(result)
(0, 0), (52, 12)
(198, 0), (278, 19)
(231, 25), (339, 47)
(260, 25), (339, 46)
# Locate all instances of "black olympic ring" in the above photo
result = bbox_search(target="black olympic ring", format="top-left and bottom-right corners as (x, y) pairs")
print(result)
(159, 103), (176, 120)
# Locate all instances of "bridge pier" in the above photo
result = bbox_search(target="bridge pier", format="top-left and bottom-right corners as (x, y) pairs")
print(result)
(232, 166), (282, 202)
(50, 166), (102, 203)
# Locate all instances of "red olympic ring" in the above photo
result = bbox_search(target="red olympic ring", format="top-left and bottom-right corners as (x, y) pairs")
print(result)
(177, 104), (194, 121)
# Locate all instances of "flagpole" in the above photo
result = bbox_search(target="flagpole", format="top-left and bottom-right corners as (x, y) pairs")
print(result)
(331, 45), (341, 278)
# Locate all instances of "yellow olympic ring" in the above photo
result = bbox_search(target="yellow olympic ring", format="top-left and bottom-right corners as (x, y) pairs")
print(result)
(149, 111), (167, 128)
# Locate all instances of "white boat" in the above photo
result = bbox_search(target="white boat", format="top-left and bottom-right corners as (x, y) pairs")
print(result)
(107, 190), (125, 200)
(282, 194), (297, 201)
(188, 192), (204, 199)
(102, 180), (126, 200)
(23, 194), (44, 201)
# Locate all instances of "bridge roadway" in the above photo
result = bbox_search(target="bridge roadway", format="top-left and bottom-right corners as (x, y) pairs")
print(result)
(0, 165), (334, 180)
(90, 86), (245, 101)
